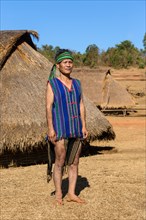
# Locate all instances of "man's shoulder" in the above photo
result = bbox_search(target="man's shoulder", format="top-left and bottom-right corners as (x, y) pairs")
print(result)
(73, 78), (81, 84)
(48, 77), (57, 84)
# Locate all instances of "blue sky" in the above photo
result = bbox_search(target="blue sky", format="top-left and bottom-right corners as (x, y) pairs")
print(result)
(1, 0), (145, 53)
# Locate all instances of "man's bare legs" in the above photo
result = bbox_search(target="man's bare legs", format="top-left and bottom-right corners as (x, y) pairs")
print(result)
(53, 139), (85, 204)
(53, 139), (66, 205)
(67, 143), (85, 203)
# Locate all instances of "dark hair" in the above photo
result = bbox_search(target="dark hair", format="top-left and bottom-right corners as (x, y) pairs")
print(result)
(55, 49), (72, 61)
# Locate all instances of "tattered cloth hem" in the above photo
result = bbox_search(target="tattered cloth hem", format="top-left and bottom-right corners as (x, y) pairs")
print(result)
(47, 138), (82, 183)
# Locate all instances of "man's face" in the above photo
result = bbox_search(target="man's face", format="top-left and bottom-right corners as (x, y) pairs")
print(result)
(56, 59), (73, 75)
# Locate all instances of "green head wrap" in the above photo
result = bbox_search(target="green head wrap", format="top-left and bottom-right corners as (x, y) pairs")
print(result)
(49, 51), (73, 79)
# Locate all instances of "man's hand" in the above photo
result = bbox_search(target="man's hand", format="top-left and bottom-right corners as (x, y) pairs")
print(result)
(82, 127), (88, 139)
(48, 129), (56, 143)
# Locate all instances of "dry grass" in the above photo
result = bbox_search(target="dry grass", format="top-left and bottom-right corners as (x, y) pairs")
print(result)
(0, 116), (145, 220)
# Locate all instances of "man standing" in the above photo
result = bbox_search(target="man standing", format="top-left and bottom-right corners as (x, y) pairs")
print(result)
(46, 49), (88, 205)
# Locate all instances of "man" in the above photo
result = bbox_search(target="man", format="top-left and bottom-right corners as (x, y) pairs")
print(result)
(46, 49), (88, 205)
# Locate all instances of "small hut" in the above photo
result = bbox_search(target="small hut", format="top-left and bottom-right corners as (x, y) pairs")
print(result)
(0, 30), (115, 167)
(72, 68), (135, 109)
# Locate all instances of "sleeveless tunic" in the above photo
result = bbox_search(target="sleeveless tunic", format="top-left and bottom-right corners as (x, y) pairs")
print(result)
(48, 78), (83, 140)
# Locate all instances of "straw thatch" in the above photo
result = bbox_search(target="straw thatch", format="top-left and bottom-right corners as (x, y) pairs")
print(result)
(0, 30), (39, 70)
(72, 68), (135, 109)
(0, 30), (115, 167)
(83, 96), (115, 141)
(0, 30), (52, 152)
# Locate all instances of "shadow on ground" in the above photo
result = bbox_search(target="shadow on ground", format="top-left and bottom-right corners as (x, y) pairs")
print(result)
(0, 143), (117, 168)
(50, 175), (90, 198)
(81, 145), (117, 157)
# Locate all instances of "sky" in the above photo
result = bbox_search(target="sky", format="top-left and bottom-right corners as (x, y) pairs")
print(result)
(1, 0), (146, 53)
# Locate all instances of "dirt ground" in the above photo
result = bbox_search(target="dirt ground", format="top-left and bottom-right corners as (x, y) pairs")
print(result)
(0, 68), (146, 220)
(0, 116), (145, 220)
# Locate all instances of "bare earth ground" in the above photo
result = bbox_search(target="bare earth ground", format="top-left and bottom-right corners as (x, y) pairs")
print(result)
(0, 116), (145, 220)
(0, 68), (146, 220)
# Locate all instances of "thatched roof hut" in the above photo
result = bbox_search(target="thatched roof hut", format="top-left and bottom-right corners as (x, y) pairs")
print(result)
(0, 30), (115, 167)
(72, 68), (135, 109)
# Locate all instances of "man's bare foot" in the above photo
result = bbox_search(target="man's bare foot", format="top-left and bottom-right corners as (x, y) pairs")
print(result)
(67, 194), (86, 204)
(53, 198), (64, 206)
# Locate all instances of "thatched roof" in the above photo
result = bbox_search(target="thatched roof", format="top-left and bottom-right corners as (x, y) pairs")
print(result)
(83, 96), (115, 141)
(101, 72), (135, 108)
(0, 30), (39, 70)
(72, 68), (135, 109)
(0, 30), (115, 156)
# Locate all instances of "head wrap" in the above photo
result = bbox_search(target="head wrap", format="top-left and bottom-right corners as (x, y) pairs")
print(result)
(49, 51), (73, 79)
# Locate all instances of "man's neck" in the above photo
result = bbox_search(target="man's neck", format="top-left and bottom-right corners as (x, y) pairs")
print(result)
(59, 73), (71, 82)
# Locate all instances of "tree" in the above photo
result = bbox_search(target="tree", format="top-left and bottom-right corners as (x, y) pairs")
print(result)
(102, 41), (141, 68)
(38, 44), (55, 63)
(143, 33), (146, 51)
(37, 40), (145, 68)
(72, 51), (84, 67)
(83, 44), (99, 68)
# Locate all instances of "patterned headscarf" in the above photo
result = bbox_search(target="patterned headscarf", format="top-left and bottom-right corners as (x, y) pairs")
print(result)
(49, 51), (73, 79)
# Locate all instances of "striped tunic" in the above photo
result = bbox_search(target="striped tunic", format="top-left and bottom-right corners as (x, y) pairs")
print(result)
(48, 78), (83, 140)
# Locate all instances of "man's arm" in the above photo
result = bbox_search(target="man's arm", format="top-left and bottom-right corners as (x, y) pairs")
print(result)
(46, 83), (56, 143)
